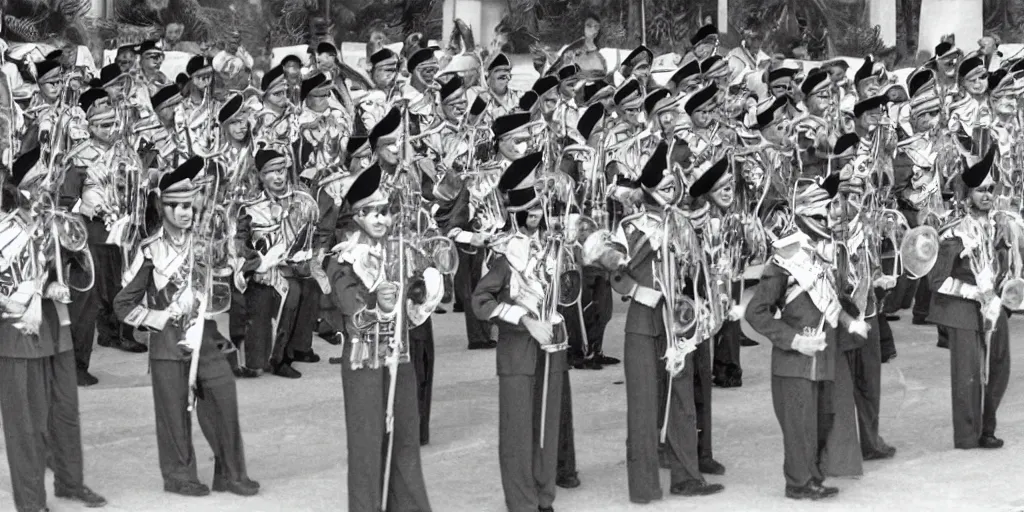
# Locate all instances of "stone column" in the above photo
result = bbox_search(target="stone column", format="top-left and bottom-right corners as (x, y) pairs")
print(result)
(718, 0), (728, 34)
(918, 0), (983, 56)
(869, 0), (896, 46)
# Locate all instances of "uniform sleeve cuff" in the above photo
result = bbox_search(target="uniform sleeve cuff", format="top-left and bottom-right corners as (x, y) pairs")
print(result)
(491, 303), (529, 325)
(937, 277), (979, 300)
(123, 305), (149, 328)
(450, 229), (474, 244)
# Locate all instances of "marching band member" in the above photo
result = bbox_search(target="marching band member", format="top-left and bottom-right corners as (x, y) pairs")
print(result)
(115, 156), (258, 498)
(136, 84), (187, 172)
(948, 55), (992, 135)
(0, 151), (108, 511)
(254, 64), (298, 147)
(700, 56), (731, 90)
(475, 53), (522, 123)
(682, 83), (733, 165)
(930, 41), (963, 101)
(403, 43), (441, 127)
(689, 24), (721, 63)
(296, 72), (351, 177)
(552, 64), (581, 137)
(473, 151), (569, 512)
(604, 78), (652, 183)
(607, 142), (723, 502)
(666, 60), (703, 97)
(325, 162), (434, 511)
(234, 149), (321, 379)
(135, 40), (171, 96)
(745, 174), (860, 501)
(280, 54), (304, 104)
(61, 88), (147, 388)
(613, 45), (654, 91)
(177, 56), (219, 152)
(927, 147), (1011, 450)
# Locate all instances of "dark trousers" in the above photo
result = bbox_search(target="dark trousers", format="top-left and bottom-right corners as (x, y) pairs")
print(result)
(69, 243), (133, 370)
(625, 332), (703, 503)
(913, 278), (932, 320)
(822, 346), (862, 477)
(228, 288), (247, 345)
(713, 320), (743, 383)
(0, 352), (84, 512)
(556, 368), (576, 479)
(455, 248), (491, 347)
(273, 277), (319, 364)
(239, 283), (278, 369)
(410, 320), (434, 445)
(582, 270), (613, 358)
(849, 316), (889, 455)
(692, 340), (713, 460)
(341, 344), (431, 512)
(771, 376), (832, 488)
(150, 358), (248, 485)
(946, 314), (1012, 448)
(499, 351), (563, 512)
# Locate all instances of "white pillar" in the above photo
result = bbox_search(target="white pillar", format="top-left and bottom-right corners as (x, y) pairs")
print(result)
(869, 0), (896, 46)
(443, 0), (504, 50)
(88, 0), (106, 19)
(718, 0), (728, 34)
(918, 0), (983, 56)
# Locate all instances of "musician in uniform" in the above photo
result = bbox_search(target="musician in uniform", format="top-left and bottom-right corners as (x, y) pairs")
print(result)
(930, 41), (963, 100)
(0, 151), (107, 511)
(135, 85), (187, 173)
(475, 53), (522, 124)
(473, 151), (570, 512)
(61, 88), (147, 387)
(254, 64), (297, 147)
(927, 147), (1011, 450)
(323, 163), (434, 512)
(20, 58), (65, 155)
(745, 174), (865, 500)
(605, 142), (724, 502)
(666, 60), (703, 98)
(296, 72), (351, 177)
(177, 56), (219, 152)
(613, 45), (654, 91)
(135, 40), (170, 96)
(948, 55), (991, 135)
(115, 156), (259, 497)
(552, 64), (581, 137)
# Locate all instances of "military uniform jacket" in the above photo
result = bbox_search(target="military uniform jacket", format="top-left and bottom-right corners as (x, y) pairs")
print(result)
(927, 228), (988, 332)
(743, 236), (838, 381)
(114, 231), (230, 376)
(59, 140), (144, 244)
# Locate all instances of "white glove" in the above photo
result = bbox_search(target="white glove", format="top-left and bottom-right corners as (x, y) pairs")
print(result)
(975, 267), (995, 294)
(632, 286), (662, 309)
(848, 318), (870, 339)
(727, 303), (744, 322)
(257, 244), (287, 273)
(872, 275), (897, 290)
(791, 332), (826, 357)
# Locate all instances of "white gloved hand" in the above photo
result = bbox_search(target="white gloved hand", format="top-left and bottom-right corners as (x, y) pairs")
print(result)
(872, 275), (897, 290)
(632, 286), (662, 309)
(791, 332), (826, 357)
(848, 318), (870, 339)
(257, 244), (287, 273)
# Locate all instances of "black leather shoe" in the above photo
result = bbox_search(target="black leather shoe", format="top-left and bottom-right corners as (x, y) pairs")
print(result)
(785, 482), (839, 500)
(863, 445), (897, 460)
(556, 473), (580, 489)
(885, 314), (900, 322)
(698, 457), (726, 475)
(164, 480), (210, 497)
(670, 480), (724, 496)
(434, 306), (447, 314)
(320, 332), (343, 346)
(980, 435), (1005, 449)
(77, 369), (98, 387)
(115, 338), (148, 353)
(54, 484), (107, 507)
(538, 507), (554, 512)
(595, 353), (620, 365)
(468, 340), (497, 350)
(223, 479), (259, 496)
(329, 356), (344, 365)
(713, 376), (742, 388)
(912, 316), (930, 325)
(292, 351), (321, 363)
(272, 363), (302, 379)
(739, 334), (759, 347)
(453, 303), (465, 313)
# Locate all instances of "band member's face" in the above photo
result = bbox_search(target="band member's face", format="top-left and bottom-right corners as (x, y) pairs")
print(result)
(372, 63), (398, 90)
(441, 90), (467, 122)
(460, 69), (480, 88)
(306, 88), (331, 111)
(653, 175), (677, 206)
(540, 92), (558, 116)
(827, 66), (846, 85)
(584, 18), (600, 41)
(937, 55), (958, 78)
(761, 119), (789, 146)
(806, 89), (834, 117)
(104, 81), (126, 102)
(859, 108), (882, 129)
(260, 166), (289, 195)
(142, 52), (163, 73)
(488, 69), (512, 96)
(39, 81), (60, 101)
(969, 183), (995, 212)
(166, 24), (184, 42)
(632, 63), (651, 82)
(317, 53), (337, 74)
(157, 104), (176, 127)
(621, 103), (643, 126)
(116, 53), (135, 73)
(192, 73), (212, 93)
(498, 131), (531, 160)
(657, 109), (679, 132)
(163, 201), (194, 230)
(283, 63), (301, 80)
(694, 40), (717, 60)
(376, 136), (401, 166)
(265, 88), (289, 109)
(963, 72), (989, 96)
(993, 94), (1016, 115)
(89, 118), (116, 144)
(770, 80), (791, 98)
(710, 182), (734, 210)
(226, 118), (247, 142)
(690, 103), (716, 129)
(911, 110), (939, 133)
(525, 208), (543, 231)
(559, 78), (578, 98)
(677, 78), (701, 96)
(354, 204), (393, 239)
(415, 63), (439, 87)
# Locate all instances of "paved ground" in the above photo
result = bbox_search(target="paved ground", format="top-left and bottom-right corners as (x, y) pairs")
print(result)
(0, 299), (1022, 512)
